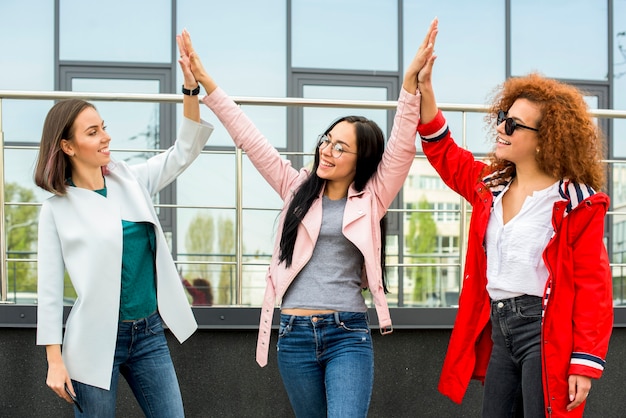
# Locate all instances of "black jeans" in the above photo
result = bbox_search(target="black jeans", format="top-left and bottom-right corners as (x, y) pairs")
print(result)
(482, 295), (545, 418)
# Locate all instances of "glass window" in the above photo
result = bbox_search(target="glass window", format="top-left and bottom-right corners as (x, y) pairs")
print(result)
(177, 1), (287, 148)
(177, 0), (288, 304)
(59, 0), (171, 62)
(176, 208), (236, 306)
(511, 0), (608, 80)
(0, 1), (54, 143)
(403, 0), (504, 153)
(403, 0), (505, 104)
(403, 156), (465, 307)
(0, 1), (54, 90)
(175, 152), (283, 274)
(177, 0), (286, 97)
(292, 0), (398, 71)
(613, 0), (626, 159)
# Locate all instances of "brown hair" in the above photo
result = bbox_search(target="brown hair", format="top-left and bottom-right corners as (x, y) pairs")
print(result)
(34, 99), (96, 195)
(484, 73), (606, 191)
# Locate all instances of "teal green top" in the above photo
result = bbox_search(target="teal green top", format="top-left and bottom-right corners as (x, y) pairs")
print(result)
(119, 220), (157, 320)
(77, 181), (157, 320)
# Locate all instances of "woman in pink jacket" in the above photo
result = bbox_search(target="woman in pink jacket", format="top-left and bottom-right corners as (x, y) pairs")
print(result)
(179, 21), (437, 417)
(416, 42), (613, 416)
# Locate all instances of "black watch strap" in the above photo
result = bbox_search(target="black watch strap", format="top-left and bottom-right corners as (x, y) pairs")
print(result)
(182, 84), (200, 96)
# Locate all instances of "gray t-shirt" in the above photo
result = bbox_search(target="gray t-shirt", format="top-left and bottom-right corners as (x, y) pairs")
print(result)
(281, 195), (367, 312)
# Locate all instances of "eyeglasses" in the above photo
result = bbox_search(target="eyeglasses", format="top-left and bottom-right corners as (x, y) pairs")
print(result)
(497, 110), (539, 136)
(317, 134), (357, 158)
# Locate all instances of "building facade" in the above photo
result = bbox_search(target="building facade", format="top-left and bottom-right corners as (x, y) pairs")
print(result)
(1, 0), (626, 315)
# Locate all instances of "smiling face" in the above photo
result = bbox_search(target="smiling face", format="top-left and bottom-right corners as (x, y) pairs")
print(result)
(61, 107), (111, 177)
(315, 120), (358, 196)
(495, 98), (541, 167)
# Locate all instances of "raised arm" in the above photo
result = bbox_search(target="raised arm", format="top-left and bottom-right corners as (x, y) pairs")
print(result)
(181, 30), (302, 199)
(368, 18), (439, 211)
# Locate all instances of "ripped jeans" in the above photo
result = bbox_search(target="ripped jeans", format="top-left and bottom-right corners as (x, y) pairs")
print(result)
(277, 311), (373, 418)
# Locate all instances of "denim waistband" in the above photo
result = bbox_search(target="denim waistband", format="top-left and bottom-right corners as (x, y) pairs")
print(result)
(491, 294), (542, 309)
(118, 311), (160, 330)
(280, 311), (367, 326)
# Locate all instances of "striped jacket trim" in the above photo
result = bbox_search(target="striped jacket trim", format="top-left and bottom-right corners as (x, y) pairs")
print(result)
(571, 352), (606, 371)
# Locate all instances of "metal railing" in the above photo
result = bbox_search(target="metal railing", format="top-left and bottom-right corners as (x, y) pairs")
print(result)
(2, 90), (626, 306)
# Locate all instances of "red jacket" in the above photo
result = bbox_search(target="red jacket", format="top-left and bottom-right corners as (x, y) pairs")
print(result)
(418, 111), (613, 417)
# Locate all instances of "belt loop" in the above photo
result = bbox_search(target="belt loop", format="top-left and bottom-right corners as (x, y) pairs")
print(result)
(288, 315), (295, 327)
(333, 312), (341, 325)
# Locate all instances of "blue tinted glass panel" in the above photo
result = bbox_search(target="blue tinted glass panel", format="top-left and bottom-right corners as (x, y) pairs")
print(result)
(177, 1), (287, 148)
(403, 0), (504, 104)
(59, 0), (171, 62)
(0, 1), (54, 142)
(511, 0), (607, 80)
(292, 0), (397, 71)
(177, 0), (286, 97)
(614, 0), (626, 156)
(403, 0), (504, 153)
(0, 1), (54, 90)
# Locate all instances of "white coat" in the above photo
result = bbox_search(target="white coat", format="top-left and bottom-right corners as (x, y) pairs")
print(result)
(36, 117), (213, 390)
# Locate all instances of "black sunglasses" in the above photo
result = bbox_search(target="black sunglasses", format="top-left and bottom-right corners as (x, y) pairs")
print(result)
(497, 110), (539, 136)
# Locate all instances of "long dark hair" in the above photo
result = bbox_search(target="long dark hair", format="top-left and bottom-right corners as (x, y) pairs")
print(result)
(278, 116), (389, 292)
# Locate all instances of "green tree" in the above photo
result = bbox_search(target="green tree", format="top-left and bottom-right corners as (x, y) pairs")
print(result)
(216, 216), (235, 305)
(405, 197), (438, 304)
(4, 182), (38, 292)
(185, 212), (214, 281)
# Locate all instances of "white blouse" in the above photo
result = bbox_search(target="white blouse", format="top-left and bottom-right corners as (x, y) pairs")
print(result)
(485, 180), (560, 300)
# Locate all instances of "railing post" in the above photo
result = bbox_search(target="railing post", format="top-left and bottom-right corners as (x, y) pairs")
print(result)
(235, 146), (243, 305)
(0, 98), (6, 301)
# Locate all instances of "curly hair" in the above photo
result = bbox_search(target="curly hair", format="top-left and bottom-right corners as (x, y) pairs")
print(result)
(483, 73), (606, 191)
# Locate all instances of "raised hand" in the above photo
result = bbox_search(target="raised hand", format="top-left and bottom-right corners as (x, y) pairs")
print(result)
(418, 48), (437, 87)
(176, 29), (201, 121)
(180, 30), (218, 95)
(176, 29), (197, 89)
(403, 18), (438, 93)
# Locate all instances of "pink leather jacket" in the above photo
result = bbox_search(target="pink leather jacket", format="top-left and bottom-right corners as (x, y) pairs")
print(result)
(202, 87), (421, 366)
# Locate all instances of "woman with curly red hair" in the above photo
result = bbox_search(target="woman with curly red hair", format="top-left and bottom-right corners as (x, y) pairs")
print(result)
(417, 51), (613, 417)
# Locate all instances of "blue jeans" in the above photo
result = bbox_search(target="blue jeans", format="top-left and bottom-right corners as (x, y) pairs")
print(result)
(72, 312), (184, 418)
(483, 295), (545, 418)
(277, 312), (373, 418)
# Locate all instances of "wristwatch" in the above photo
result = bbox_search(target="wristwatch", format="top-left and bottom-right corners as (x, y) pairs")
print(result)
(182, 84), (200, 96)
